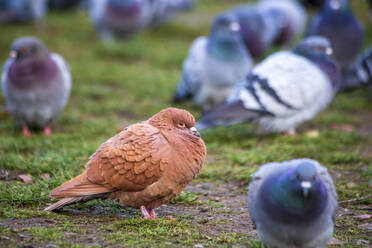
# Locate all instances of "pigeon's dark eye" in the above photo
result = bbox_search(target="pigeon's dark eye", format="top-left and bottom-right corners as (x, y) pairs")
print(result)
(312, 175), (316, 181)
(316, 46), (324, 52)
(296, 174), (300, 180)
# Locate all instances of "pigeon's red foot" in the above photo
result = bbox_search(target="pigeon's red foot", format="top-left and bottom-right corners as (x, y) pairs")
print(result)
(23, 125), (31, 137)
(44, 125), (52, 136)
(149, 209), (158, 219)
(283, 129), (296, 137)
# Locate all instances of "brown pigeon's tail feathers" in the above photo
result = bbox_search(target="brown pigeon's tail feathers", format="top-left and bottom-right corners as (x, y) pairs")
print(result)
(44, 197), (84, 211)
(44, 171), (114, 211)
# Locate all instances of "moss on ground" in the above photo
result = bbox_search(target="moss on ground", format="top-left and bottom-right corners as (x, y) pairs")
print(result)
(0, 0), (371, 247)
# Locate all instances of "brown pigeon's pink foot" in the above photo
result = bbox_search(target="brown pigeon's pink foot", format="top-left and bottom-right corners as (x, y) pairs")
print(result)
(141, 206), (151, 219)
(44, 126), (52, 136)
(23, 125), (31, 137)
(149, 209), (158, 219)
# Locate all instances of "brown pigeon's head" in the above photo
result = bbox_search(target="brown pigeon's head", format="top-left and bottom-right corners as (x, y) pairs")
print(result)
(149, 108), (200, 138)
(10, 37), (49, 61)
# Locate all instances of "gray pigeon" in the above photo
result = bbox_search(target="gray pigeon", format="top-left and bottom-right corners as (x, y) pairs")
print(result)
(257, 0), (307, 46)
(339, 47), (372, 91)
(89, 0), (152, 41)
(196, 36), (340, 135)
(0, 0), (47, 23)
(248, 158), (338, 248)
(306, 0), (364, 72)
(148, 0), (197, 26)
(174, 13), (253, 110)
(1, 37), (71, 136)
(89, 0), (196, 41)
(230, 0), (306, 58)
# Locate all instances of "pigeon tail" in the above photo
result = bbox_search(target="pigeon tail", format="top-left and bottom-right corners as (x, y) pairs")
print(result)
(173, 79), (193, 103)
(196, 100), (271, 130)
(44, 193), (110, 211)
(44, 171), (114, 211)
(339, 46), (372, 91)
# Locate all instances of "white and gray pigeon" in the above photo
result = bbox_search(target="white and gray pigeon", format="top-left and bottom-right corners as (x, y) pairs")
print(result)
(173, 13), (253, 110)
(0, 0), (47, 23)
(248, 158), (338, 248)
(196, 36), (340, 135)
(306, 0), (364, 73)
(229, 0), (306, 58)
(1, 37), (71, 136)
(89, 0), (197, 41)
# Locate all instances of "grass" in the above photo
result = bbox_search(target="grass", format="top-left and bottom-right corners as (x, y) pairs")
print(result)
(0, 0), (372, 247)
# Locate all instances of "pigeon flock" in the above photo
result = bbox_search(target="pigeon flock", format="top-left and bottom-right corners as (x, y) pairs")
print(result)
(0, 0), (371, 247)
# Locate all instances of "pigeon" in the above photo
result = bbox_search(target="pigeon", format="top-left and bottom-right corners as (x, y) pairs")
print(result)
(148, 0), (198, 26)
(44, 108), (206, 219)
(339, 47), (372, 91)
(196, 36), (340, 135)
(174, 13), (253, 110)
(89, 0), (196, 41)
(300, 0), (325, 8)
(306, 0), (364, 73)
(48, 0), (83, 10)
(230, 0), (306, 58)
(89, 0), (152, 41)
(256, 0), (307, 46)
(230, 4), (279, 58)
(1, 37), (71, 136)
(0, 0), (47, 23)
(248, 159), (338, 248)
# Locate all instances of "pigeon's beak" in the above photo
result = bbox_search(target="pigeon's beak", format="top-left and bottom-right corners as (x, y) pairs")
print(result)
(326, 47), (333, 55)
(230, 22), (240, 32)
(190, 127), (200, 137)
(10, 50), (17, 59)
(301, 181), (312, 198)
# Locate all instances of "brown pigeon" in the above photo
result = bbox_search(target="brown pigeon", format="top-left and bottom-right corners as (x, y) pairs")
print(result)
(44, 108), (206, 218)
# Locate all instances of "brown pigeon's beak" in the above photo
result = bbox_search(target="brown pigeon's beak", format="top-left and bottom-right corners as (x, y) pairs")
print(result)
(10, 50), (17, 59)
(301, 181), (312, 198)
(190, 127), (200, 137)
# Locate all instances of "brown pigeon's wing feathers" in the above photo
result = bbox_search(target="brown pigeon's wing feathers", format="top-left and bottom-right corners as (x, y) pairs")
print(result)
(86, 123), (170, 193)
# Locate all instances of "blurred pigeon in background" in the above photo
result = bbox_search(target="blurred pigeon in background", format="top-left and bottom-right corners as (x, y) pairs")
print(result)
(0, 0), (47, 23)
(230, 0), (306, 58)
(89, 0), (152, 41)
(1, 37), (71, 136)
(248, 159), (338, 248)
(197, 36), (340, 135)
(48, 0), (83, 10)
(306, 0), (364, 73)
(174, 13), (253, 110)
(257, 0), (307, 46)
(149, 0), (197, 26)
(301, 0), (325, 8)
(90, 0), (197, 41)
(339, 47), (372, 91)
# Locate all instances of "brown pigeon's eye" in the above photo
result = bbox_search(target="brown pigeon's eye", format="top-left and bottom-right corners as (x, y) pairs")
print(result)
(178, 123), (186, 128)
(296, 174), (300, 179)
(316, 46), (324, 52)
(312, 175), (316, 181)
